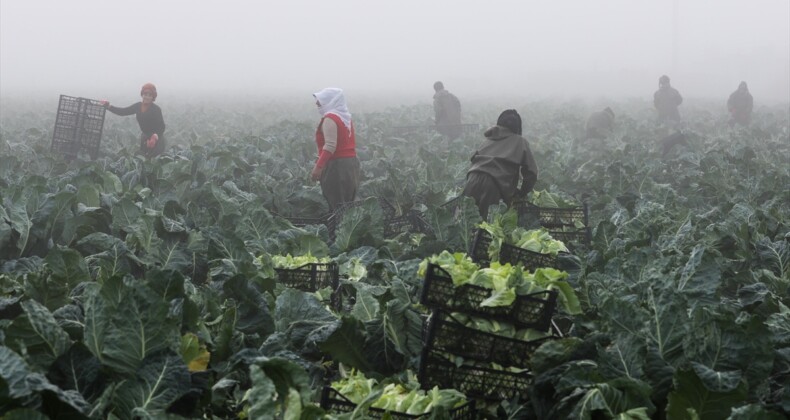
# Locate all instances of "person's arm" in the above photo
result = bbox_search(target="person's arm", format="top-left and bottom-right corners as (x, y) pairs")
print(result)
(107, 102), (140, 116)
(675, 89), (683, 105)
(434, 97), (444, 124)
(518, 143), (538, 196)
(152, 106), (166, 134)
(311, 117), (338, 180)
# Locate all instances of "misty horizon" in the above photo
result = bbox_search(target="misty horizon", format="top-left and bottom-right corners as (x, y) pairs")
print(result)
(1, 0), (789, 106)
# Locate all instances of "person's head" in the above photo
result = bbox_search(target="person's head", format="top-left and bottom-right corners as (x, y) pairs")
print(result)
(141, 83), (157, 103)
(313, 87), (347, 115)
(738, 81), (748, 92)
(497, 109), (522, 135)
(604, 107), (615, 119)
(659, 75), (670, 89)
(433, 81), (444, 92)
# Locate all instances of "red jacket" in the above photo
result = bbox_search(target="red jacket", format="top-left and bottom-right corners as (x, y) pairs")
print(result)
(316, 113), (356, 159)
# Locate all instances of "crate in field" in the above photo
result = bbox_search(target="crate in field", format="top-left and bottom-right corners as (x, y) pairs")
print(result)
(424, 311), (553, 368)
(320, 387), (477, 419)
(274, 262), (339, 305)
(499, 242), (560, 271)
(468, 228), (562, 270)
(419, 264), (557, 331)
(418, 349), (533, 401)
(384, 210), (433, 237)
(513, 200), (589, 229)
(51, 95), (106, 159)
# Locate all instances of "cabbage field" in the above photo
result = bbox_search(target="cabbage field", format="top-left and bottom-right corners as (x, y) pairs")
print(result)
(0, 97), (788, 419)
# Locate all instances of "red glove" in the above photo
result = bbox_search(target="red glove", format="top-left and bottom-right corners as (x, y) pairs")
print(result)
(99, 100), (110, 108)
(146, 134), (158, 149)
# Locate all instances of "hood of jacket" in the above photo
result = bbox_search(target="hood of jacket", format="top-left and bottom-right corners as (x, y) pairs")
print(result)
(483, 125), (515, 141)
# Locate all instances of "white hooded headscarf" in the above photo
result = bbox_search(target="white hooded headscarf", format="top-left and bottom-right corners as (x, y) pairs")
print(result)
(313, 87), (352, 129)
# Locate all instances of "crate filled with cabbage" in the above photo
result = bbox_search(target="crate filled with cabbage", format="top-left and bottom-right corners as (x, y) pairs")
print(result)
(418, 312), (551, 401)
(423, 310), (553, 370)
(418, 347), (534, 402)
(418, 251), (580, 330)
(471, 213), (570, 270)
(511, 190), (592, 245)
(322, 370), (476, 419)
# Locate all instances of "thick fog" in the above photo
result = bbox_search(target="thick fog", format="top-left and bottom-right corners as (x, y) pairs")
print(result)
(1, 0), (789, 105)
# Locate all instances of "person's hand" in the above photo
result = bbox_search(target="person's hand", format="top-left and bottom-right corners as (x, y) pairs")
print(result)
(146, 133), (158, 149)
(99, 100), (110, 108)
(310, 165), (323, 181)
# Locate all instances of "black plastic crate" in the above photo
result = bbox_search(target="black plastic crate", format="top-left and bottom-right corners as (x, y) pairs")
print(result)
(384, 210), (433, 237)
(418, 349), (532, 401)
(419, 264), (557, 331)
(320, 386), (477, 419)
(424, 311), (553, 368)
(51, 95), (105, 159)
(275, 262), (339, 296)
(513, 201), (588, 229)
(499, 243), (560, 271)
(469, 228), (562, 271)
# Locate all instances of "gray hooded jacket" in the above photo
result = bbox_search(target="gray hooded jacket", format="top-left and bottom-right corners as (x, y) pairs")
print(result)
(467, 125), (538, 201)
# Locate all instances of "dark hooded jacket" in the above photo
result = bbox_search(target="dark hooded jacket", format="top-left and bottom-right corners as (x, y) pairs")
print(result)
(654, 86), (683, 123)
(727, 84), (753, 125)
(433, 89), (462, 139)
(466, 125), (538, 202)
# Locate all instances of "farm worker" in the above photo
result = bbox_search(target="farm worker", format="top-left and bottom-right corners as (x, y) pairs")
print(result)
(585, 107), (615, 140)
(311, 88), (360, 212)
(433, 81), (462, 140)
(100, 83), (166, 158)
(462, 109), (538, 220)
(727, 81), (753, 126)
(653, 75), (683, 125)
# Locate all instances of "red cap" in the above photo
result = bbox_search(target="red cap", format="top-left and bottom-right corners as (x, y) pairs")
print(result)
(140, 83), (157, 100)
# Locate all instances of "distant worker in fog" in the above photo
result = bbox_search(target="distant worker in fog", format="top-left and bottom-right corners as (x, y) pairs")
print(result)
(463, 109), (538, 220)
(585, 107), (615, 139)
(101, 83), (166, 158)
(727, 81), (753, 126)
(653, 75), (683, 124)
(311, 87), (360, 212)
(433, 81), (462, 140)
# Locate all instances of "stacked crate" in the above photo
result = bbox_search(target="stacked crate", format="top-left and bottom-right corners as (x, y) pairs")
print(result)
(467, 228), (562, 270)
(418, 263), (558, 401)
(512, 201), (591, 246)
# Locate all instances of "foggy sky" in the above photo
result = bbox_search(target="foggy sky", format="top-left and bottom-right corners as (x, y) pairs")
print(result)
(1, 0), (789, 104)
